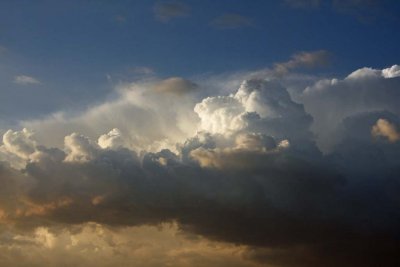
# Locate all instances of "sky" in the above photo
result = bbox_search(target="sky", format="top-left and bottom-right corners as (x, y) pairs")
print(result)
(0, 1), (400, 267)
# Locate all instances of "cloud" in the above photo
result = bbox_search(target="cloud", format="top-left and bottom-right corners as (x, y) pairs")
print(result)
(194, 79), (313, 141)
(21, 77), (200, 152)
(98, 128), (125, 149)
(1, 65), (400, 267)
(14, 75), (41, 85)
(153, 77), (197, 95)
(372, 118), (400, 142)
(0, 223), (256, 267)
(382, 65), (400, 78)
(211, 14), (253, 29)
(345, 65), (400, 80)
(64, 132), (99, 162)
(153, 1), (190, 22)
(2, 128), (37, 160)
(300, 64), (400, 151)
(274, 50), (330, 75)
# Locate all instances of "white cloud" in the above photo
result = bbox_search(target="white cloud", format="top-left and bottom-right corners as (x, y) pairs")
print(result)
(14, 75), (41, 85)
(2, 128), (37, 160)
(22, 78), (200, 152)
(194, 95), (246, 135)
(98, 128), (125, 149)
(382, 65), (400, 78)
(64, 133), (99, 163)
(300, 64), (400, 151)
(194, 79), (312, 140)
(346, 65), (400, 80)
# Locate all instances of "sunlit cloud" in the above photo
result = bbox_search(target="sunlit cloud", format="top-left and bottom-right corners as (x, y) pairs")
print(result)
(372, 118), (400, 142)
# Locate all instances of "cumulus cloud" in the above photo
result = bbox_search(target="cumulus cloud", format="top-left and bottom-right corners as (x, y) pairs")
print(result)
(14, 75), (41, 85)
(211, 14), (253, 29)
(98, 128), (125, 149)
(153, 1), (190, 22)
(344, 65), (400, 79)
(382, 64), (400, 78)
(194, 79), (313, 141)
(64, 133), (99, 162)
(21, 78), (200, 152)
(300, 64), (400, 151)
(2, 128), (37, 160)
(1, 64), (400, 267)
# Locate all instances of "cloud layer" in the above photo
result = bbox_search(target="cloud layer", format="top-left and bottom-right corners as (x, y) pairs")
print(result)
(1, 65), (400, 266)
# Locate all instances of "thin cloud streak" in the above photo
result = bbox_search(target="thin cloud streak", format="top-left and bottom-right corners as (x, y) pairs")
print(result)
(14, 75), (41, 85)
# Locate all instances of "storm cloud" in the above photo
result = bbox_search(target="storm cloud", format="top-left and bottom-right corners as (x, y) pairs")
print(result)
(1, 65), (400, 266)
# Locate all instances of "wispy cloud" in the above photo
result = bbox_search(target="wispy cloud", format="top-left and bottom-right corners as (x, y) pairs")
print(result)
(130, 66), (155, 75)
(274, 50), (331, 75)
(14, 75), (41, 85)
(211, 13), (253, 29)
(153, 1), (190, 22)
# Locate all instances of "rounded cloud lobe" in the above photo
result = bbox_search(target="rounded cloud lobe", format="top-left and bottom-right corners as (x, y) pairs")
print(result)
(1, 66), (400, 267)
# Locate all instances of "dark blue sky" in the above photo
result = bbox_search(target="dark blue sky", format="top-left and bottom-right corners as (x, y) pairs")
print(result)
(0, 0), (399, 123)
